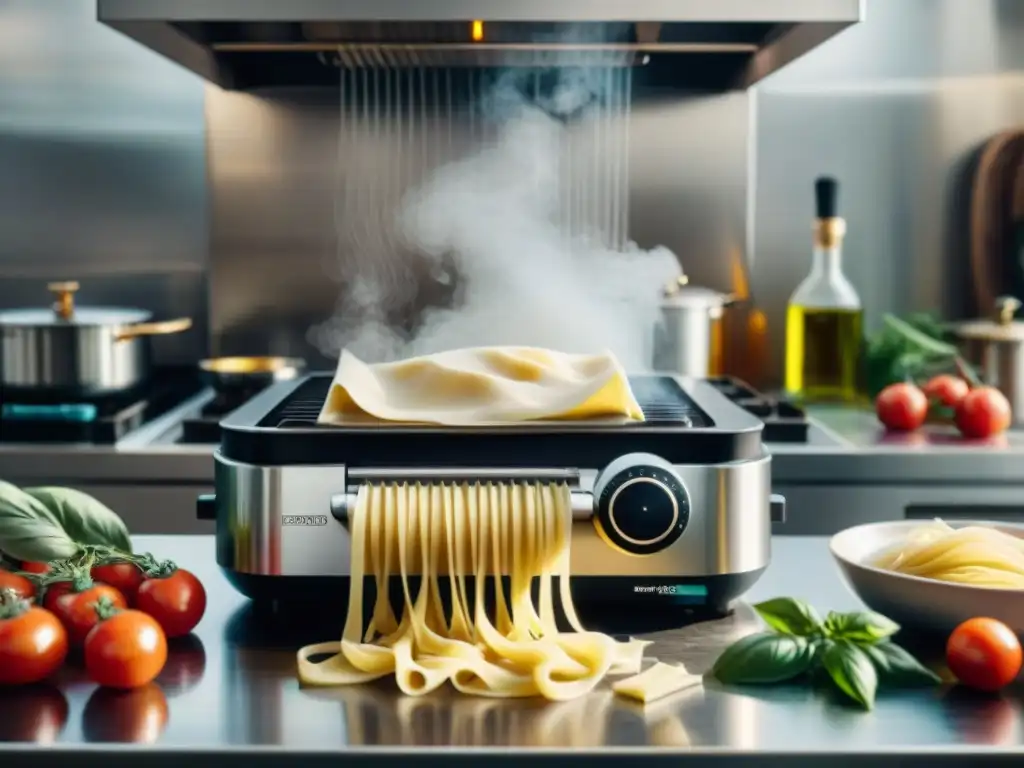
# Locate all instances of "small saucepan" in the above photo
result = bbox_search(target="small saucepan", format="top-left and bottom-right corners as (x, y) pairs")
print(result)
(198, 356), (307, 397)
(954, 295), (1024, 427)
(0, 281), (192, 399)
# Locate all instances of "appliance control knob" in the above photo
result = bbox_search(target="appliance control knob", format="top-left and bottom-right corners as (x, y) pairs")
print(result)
(592, 453), (690, 556)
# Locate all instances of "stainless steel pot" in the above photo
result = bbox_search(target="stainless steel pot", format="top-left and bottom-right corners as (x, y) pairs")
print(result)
(0, 281), (192, 398)
(955, 295), (1024, 427)
(652, 275), (736, 377)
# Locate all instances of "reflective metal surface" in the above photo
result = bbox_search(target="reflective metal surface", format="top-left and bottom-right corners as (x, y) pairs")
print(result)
(752, 0), (1024, 387)
(1, 534), (1021, 759)
(212, 450), (771, 578)
(204, 79), (752, 373)
(0, 0), (209, 366)
(97, 0), (861, 91)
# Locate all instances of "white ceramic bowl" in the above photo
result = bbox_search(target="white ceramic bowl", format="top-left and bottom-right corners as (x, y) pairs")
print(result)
(830, 520), (1024, 637)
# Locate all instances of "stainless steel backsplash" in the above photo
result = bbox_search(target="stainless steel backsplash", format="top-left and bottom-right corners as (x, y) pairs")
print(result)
(0, 0), (1020, 384)
(0, 0), (209, 365)
(205, 78), (749, 368)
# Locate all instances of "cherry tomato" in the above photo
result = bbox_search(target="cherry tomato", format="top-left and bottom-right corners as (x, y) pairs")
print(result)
(136, 568), (207, 638)
(84, 608), (168, 689)
(0, 684), (69, 742)
(91, 563), (145, 605)
(20, 561), (50, 575)
(923, 374), (970, 409)
(0, 591), (69, 685)
(946, 617), (1022, 692)
(44, 582), (127, 646)
(876, 382), (928, 431)
(955, 387), (1012, 439)
(82, 682), (169, 743)
(0, 569), (35, 600)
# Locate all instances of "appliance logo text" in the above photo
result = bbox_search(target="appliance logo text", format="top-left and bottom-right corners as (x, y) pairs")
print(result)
(282, 515), (329, 527)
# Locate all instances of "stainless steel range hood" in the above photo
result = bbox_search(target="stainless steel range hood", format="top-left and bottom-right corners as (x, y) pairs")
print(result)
(98, 0), (862, 90)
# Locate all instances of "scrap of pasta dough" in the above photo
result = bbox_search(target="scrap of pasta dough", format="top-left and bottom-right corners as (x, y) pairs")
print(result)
(612, 662), (703, 704)
(318, 346), (644, 426)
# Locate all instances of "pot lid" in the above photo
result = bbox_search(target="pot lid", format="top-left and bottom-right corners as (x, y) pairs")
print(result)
(0, 281), (152, 328)
(956, 295), (1024, 342)
(661, 274), (734, 309)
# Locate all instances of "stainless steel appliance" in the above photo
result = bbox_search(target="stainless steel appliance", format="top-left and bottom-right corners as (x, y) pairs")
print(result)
(195, 374), (784, 619)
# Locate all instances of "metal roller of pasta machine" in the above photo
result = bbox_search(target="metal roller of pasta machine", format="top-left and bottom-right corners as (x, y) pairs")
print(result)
(197, 373), (785, 624)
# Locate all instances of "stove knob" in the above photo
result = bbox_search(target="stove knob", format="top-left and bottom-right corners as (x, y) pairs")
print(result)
(592, 453), (690, 556)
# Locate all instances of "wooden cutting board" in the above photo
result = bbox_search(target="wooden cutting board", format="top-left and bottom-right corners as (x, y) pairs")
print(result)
(970, 129), (1024, 315)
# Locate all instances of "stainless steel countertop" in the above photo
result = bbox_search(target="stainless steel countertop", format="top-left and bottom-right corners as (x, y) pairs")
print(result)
(1, 390), (1023, 485)
(1, 534), (1020, 764)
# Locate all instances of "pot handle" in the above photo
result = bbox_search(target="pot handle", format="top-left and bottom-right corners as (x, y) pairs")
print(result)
(115, 317), (192, 342)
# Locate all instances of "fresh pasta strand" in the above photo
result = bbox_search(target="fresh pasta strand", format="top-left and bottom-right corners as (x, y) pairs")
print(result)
(872, 520), (1024, 589)
(297, 481), (652, 700)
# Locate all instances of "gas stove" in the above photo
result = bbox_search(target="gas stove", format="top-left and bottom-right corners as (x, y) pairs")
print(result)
(0, 368), (206, 445)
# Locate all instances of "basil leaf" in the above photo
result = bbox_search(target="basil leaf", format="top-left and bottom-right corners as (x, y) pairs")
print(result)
(0, 481), (81, 562)
(822, 641), (878, 710)
(863, 641), (940, 687)
(824, 610), (900, 644)
(753, 597), (823, 636)
(24, 487), (132, 554)
(0, 482), (131, 562)
(712, 632), (817, 684)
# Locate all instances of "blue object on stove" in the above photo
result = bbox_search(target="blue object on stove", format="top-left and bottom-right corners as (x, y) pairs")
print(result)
(1, 404), (98, 422)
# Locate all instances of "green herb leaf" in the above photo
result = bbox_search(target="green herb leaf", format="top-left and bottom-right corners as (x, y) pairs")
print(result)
(822, 641), (878, 710)
(753, 597), (823, 636)
(712, 632), (817, 685)
(863, 641), (940, 687)
(824, 610), (900, 644)
(0, 482), (131, 562)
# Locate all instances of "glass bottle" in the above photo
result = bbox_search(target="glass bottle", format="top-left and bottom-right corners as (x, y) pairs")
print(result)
(784, 177), (863, 402)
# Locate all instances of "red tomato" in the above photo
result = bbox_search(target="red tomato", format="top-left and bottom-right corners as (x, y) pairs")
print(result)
(44, 582), (127, 646)
(0, 569), (35, 600)
(923, 374), (970, 409)
(876, 383), (929, 431)
(955, 387), (1012, 439)
(946, 617), (1023, 692)
(20, 561), (50, 575)
(135, 569), (207, 638)
(91, 563), (145, 604)
(82, 682), (168, 743)
(0, 593), (69, 685)
(84, 608), (168, 689)
(0, 684), (69, 742)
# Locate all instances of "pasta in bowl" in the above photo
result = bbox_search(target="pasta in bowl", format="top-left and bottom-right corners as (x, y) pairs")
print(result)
(830, 520), (1024, 636)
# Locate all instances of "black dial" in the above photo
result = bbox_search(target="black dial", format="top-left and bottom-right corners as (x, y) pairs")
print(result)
(593, 459), (690, 556)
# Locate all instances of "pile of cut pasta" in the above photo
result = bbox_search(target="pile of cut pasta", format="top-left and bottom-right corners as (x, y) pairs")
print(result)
(873, 520), (1024, 589)
(296, 481), (699, 702)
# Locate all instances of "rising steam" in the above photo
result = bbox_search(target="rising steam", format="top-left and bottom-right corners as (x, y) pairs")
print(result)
(309, 64), (681, 373)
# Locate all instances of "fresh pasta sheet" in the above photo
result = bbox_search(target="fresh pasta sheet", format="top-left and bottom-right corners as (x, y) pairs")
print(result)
(316, 347), (644, 426)
(297, 481), (653, 700)
(872, 520), (1024, 589)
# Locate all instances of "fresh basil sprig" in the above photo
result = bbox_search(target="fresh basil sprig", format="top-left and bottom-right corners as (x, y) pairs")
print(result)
(0, 481), (132, 562)
(711, 597), (939, 710)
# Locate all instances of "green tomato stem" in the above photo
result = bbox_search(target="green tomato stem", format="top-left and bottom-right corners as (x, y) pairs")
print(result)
(0, 588), (30, 620)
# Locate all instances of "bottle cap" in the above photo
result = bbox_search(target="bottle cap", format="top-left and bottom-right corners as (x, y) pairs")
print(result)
(815, 177), (839, 219)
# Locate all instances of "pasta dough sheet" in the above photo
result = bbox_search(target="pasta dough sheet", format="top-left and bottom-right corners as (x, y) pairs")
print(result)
(612, 662), (703, 704)
(317, 347), (644, 426)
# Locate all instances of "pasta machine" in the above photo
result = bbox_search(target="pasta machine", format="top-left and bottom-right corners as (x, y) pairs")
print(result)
(197, 374), (785, 621)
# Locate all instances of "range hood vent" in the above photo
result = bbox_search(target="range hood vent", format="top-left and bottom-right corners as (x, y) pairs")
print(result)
(98, 0), (862, 91)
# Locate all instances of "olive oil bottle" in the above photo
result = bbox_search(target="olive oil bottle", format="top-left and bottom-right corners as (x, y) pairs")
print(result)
(784, 177), (863, 402)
